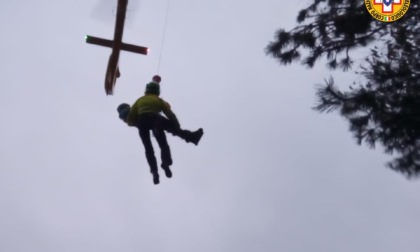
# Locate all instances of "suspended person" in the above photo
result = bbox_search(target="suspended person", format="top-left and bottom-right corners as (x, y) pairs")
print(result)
(117, 75), (204, 185)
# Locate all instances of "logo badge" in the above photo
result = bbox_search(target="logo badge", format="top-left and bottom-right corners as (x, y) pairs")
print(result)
(365, 0), (410, 22)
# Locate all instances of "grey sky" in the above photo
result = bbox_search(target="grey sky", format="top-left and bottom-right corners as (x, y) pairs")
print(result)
(1, 1), (419, 252)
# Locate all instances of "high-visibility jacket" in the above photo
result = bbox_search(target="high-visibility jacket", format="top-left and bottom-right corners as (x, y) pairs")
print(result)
(127, 94), (179, 127)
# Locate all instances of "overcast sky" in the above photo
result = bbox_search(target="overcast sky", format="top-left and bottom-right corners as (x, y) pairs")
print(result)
(1, 1), (419, 252)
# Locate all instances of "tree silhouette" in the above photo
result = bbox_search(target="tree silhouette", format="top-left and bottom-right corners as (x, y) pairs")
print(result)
(266, 0), (420, 177)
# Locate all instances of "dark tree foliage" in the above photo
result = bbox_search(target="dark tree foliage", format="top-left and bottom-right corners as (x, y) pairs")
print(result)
(266, 0), (420, 177)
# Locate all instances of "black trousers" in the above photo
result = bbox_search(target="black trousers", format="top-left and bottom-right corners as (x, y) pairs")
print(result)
(136, 113), (194, 174)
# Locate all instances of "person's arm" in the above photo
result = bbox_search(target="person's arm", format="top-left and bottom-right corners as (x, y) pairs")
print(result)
(163, 109), (180, 128)
(161, 99), (180, 128)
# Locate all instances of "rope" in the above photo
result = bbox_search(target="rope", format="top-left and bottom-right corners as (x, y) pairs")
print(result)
(157, 0), (171, 74)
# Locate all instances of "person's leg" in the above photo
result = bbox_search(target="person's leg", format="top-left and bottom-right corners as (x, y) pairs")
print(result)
(152, 116), (173, 178)
(138, 117), (159, 184)
(159, 115), (204, 145)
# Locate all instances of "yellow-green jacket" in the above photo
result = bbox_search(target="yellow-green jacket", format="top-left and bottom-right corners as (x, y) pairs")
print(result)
(127, 94), (179, 127)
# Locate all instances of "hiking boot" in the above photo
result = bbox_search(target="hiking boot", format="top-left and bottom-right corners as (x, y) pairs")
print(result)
(190, 128), (204, 145)
(152, 172), (160, 185)
(161, 164), (173, 178)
